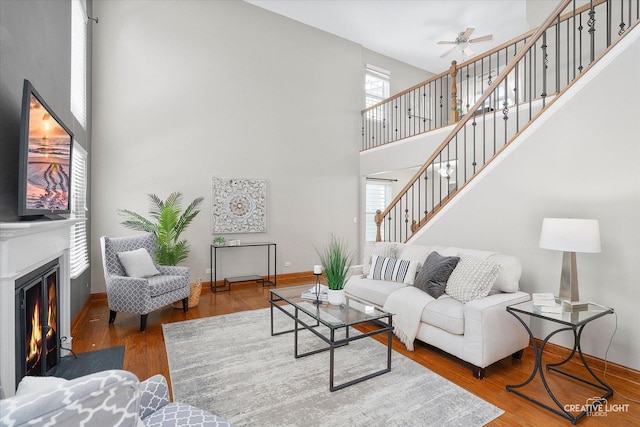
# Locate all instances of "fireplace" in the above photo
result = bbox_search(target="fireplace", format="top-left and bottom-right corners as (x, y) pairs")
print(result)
(14, 258), (60, 385)
(0, 219), (78, 396)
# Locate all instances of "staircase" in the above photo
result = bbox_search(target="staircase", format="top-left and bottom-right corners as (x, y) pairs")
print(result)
(364, 0), (639, 243)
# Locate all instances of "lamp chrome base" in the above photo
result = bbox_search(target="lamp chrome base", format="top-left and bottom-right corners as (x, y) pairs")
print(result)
(559, 299), (589, 312)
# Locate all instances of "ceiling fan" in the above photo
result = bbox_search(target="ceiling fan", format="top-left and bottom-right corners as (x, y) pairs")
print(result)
(437, 27), (493, 58)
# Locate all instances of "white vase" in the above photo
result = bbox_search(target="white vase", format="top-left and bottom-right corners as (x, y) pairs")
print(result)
(327, 289), (345, 305)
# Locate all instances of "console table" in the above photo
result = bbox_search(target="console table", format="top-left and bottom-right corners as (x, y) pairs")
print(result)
(210, 242), (276, 292)
(506, 300), (614, 424)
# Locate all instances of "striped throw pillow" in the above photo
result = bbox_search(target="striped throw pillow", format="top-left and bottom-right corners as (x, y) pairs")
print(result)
(367, 254), (418, 284)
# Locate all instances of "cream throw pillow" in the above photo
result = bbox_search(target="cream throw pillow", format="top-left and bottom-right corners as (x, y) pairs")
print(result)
(117, 248), (159, 278)
(362, 242), (397, 276)
(16, 376), (68, 396)
(445, 253), (501, 303)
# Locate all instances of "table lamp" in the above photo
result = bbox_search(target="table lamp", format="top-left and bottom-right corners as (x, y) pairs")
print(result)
(539, 218), (601, 312)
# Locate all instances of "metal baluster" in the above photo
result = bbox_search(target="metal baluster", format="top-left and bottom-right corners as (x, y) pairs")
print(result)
(619, 0), (627, 35)
(588, 0), (595, 63)
(556, 14), (561, 94)
(423, 172), (428, 219)
(542, 31), (548, 106)
(579, 11), (584, 72)
(566, 12), (570, 86)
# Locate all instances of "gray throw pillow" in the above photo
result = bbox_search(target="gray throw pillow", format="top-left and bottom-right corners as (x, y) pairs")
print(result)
(414, 252), (460, 298)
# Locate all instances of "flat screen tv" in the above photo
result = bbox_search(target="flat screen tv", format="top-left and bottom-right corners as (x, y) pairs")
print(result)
(18, 80), (73, 219)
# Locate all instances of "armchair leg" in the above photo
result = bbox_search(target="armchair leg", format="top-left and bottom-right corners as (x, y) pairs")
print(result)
(512, 349), (524, 360)
(182, 297), (188, 313)
(140, 314), (148, 332)
(109, 310), (117, 324)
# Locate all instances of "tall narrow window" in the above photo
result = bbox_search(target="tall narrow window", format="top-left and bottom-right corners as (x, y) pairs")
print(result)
(365, 180), (392, 242)
(71, 0), (87, 129)
(365, 65), (390, 108)
(70, 143), (89, 278)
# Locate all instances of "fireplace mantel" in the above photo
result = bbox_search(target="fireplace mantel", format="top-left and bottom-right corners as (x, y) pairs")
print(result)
(0, 219), (80, 397)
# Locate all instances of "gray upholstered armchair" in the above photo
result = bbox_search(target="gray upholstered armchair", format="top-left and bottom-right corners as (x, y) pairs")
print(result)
(0, 370), (233, 426)
(100, 233), (191, 332)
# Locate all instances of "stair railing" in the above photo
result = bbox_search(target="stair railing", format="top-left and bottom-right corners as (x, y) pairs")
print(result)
(362, 68), (453, 150)
(374, 0), (639, 243)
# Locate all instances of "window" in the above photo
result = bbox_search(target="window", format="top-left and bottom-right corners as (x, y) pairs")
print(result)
(70, 143), (89, 278)
(365, 65), (390, 109)
(365, 180), (392, 241)
(71, 0), (87, 129)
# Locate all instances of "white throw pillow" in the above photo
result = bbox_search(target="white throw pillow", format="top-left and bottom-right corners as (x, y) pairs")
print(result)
(117, 248), (159, 278)
(16, 376), (68, 396)
(367, 254), (418, 285)
(362, 242), (397, 276)
(445, 253), (501, 303)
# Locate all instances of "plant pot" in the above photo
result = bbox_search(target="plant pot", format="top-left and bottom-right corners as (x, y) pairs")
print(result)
(327, 289), (345, 305)
(173, 281), (202, 309)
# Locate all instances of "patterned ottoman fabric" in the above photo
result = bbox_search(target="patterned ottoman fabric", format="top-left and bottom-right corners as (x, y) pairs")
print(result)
(1, 370), (233, 427)
(142, 402), (234, 427)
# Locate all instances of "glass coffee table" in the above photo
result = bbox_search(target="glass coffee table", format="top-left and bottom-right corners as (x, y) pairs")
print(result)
(270, 285), (393, 392)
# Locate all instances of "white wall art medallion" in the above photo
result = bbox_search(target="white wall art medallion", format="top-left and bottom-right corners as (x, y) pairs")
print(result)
(211, 178), (267, 233)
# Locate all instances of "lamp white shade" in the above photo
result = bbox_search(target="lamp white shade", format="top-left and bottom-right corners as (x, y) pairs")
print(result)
(539, 218), (601, 253)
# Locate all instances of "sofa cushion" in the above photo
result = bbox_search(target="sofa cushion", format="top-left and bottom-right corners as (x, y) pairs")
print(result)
(486, 254), (521, 292)
(368, 255), (419, 285)
(147, 275), (188, 297)
(396, 244), (432, 268)
(421, 295), (465, 335)
(413, 252), (460, 298)
(362, 241), (397, 276)
(445, 254), (501, 303)
(344, 275), (407, 307)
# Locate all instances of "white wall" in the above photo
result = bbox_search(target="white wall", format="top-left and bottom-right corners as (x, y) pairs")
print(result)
(90, 0), (429, 292)
(410, 27), (640, 370)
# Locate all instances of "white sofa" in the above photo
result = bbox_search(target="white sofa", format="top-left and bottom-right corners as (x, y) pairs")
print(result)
(344, 243), (530, 378)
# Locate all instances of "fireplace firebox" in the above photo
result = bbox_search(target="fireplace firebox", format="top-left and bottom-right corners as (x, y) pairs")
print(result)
(14, 258), (60, 385)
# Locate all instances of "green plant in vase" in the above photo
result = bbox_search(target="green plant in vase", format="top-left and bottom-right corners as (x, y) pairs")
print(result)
(316, 234), (354, 304)
(118, 192), (203, 266)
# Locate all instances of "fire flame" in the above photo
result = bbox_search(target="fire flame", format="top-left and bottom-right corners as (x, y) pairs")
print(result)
(28, 301), (42, 362)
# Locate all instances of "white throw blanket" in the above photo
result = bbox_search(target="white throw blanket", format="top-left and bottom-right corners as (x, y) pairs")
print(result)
(382, 286), (433, 351)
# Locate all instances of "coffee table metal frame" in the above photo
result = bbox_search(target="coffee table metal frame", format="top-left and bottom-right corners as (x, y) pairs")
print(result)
(270, 285), (393, 392)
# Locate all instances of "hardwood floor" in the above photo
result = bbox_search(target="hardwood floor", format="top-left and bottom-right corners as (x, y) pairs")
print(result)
(71, 276), (639, 426)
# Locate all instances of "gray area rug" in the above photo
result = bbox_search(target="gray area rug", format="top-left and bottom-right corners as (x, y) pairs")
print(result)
(163, 308), (503, 426)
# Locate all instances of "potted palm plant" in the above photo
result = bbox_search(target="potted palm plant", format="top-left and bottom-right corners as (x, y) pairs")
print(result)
(316, 234), (354, 305)
(118, 192), (204, 306)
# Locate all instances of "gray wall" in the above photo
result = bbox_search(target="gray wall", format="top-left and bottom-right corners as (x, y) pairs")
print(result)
(0, 0), (92, 318)
(90, 0), (430, 292)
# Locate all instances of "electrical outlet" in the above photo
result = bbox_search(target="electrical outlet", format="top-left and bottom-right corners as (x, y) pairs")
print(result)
(284, 261), (291, 267)
(205, 268), (212, 274)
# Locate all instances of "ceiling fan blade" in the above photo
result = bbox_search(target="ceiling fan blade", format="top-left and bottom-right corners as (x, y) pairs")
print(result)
(437, 40), (456, 45)
(462, 27), (475, 40)
(469, 34), (493, 43)
(439, 46), (458, 58)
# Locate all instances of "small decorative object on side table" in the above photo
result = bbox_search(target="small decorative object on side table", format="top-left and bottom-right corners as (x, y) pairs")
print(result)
(506, 300), (614, 424)
(313, 265), (323, 305)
